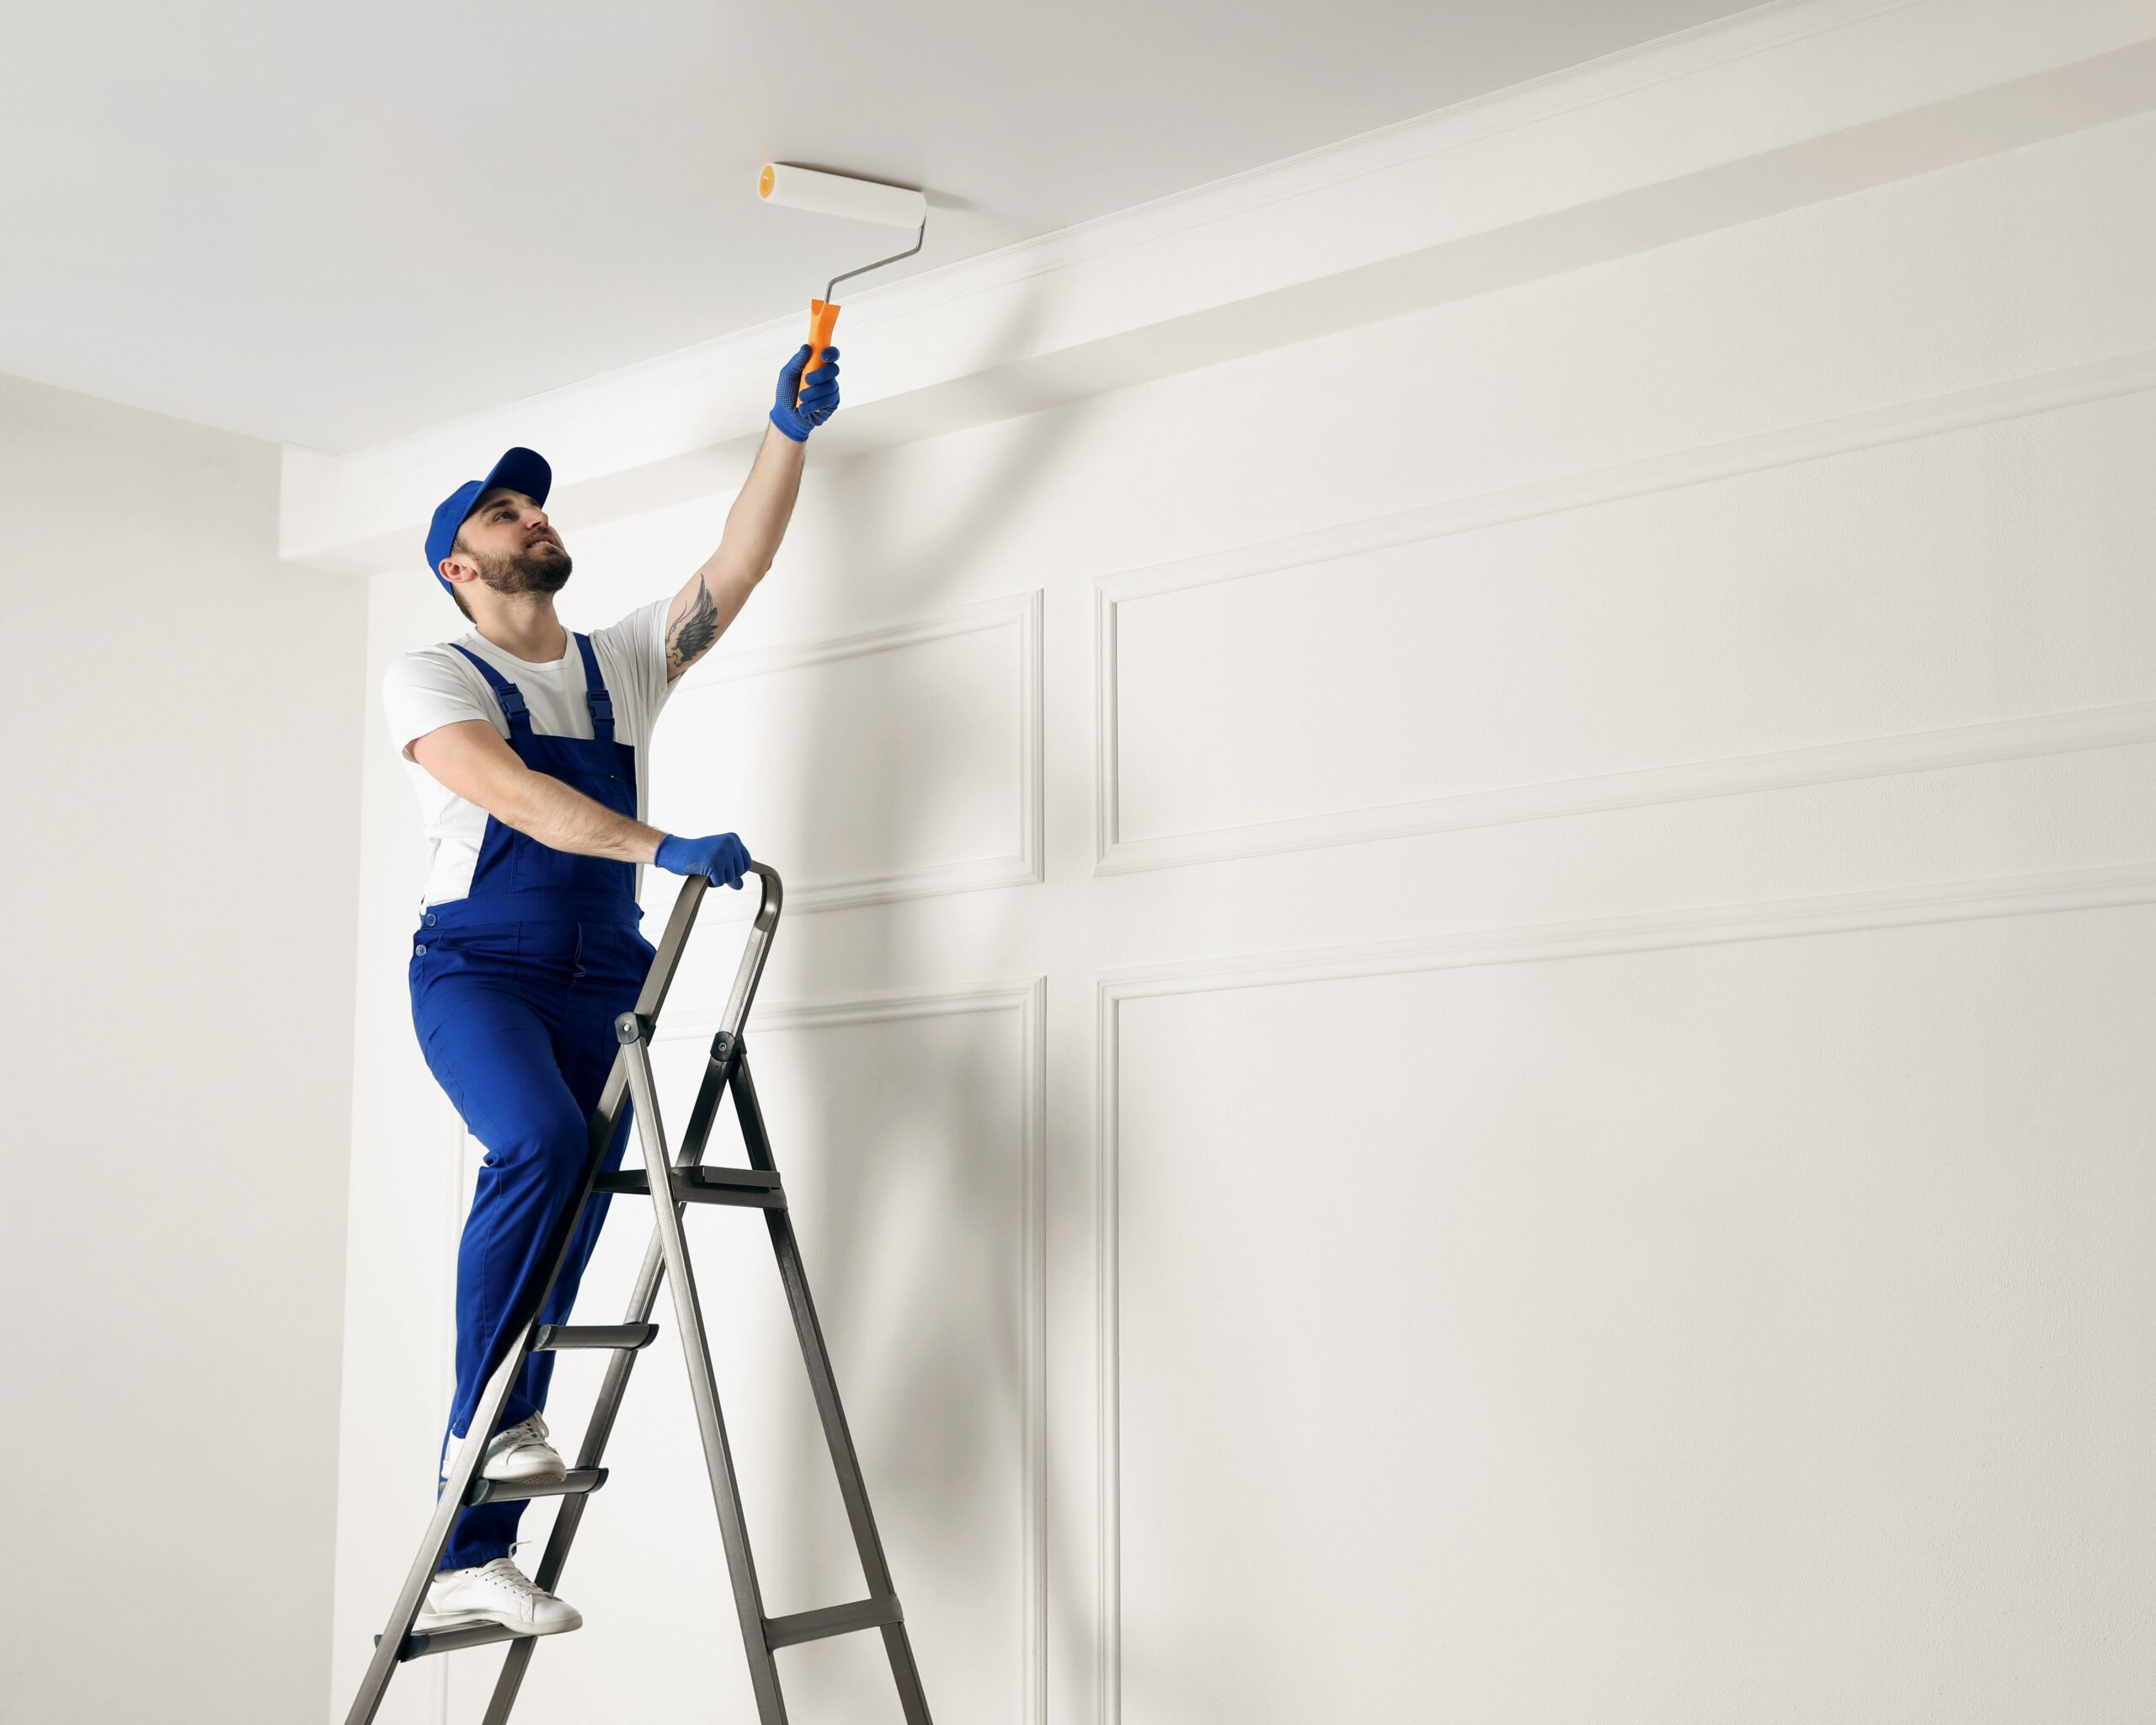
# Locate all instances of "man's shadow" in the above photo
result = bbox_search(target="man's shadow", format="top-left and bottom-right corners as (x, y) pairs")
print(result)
(762, 268), (1107, 1696)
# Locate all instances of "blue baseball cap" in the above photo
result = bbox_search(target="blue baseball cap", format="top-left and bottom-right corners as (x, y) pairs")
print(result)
(424, 446), (552, 596)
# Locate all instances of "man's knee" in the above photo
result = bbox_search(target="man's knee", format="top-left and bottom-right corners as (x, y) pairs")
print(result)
(480, 1095), (591, 1189)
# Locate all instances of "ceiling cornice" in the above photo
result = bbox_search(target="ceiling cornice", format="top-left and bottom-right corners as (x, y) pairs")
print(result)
(281, 0), (2156, 575)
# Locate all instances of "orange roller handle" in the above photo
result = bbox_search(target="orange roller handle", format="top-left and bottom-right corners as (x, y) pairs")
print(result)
(797, 299), (842, 407)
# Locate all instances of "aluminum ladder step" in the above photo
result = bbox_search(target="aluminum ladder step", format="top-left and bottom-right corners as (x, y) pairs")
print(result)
(531, 1322), (658, 1351)
(383, 1589), (906, 1664)
(463, 1466), (608, 1507)
(764, 1594), (905, 1649)
(376, 1620), (529, 1663)
(595, 1165), (787, 1209)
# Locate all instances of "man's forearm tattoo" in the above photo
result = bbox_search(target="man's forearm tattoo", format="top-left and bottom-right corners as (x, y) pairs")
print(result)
(668, 576), (720, 676)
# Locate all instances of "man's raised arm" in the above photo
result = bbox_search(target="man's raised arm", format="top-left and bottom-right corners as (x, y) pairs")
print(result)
(663, 344), (841, 683)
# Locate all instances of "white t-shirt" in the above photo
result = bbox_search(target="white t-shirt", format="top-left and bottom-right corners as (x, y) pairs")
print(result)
(381, 598), (679, 911)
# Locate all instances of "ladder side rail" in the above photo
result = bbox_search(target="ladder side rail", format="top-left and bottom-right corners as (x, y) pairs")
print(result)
(728, 1051), (895, 1587)
(482, 1029), (750, 1724)
(626, 1036), (793, 1721)
(563, 1027), (745, 1477)
(627, 868), (707, 1023)
(729, 1052), (937, 1724)
(342, 1275), (552, 1722)
(483, 870), (779, 1722)
(658, 1020), (744, 1183)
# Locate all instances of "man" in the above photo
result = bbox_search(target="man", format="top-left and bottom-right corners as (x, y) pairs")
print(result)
(377, 343), (841, 1637)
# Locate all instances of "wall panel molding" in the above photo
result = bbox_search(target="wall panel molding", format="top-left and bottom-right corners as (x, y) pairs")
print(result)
(1091, 859), (2156, 1722)
(1094, 350), (2156, 873)
(670, 589), (1043, 915)
(657, 975), (1049, 1725)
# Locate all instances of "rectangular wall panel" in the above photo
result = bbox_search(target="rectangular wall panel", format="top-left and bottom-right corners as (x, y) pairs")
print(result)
(1100, 377), (2156, 869)
(654, 591), (1042, 913)
(1102, 900), (2156, 1722)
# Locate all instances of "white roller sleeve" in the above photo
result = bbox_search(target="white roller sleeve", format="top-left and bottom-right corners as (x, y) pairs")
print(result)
(757, 163), (926, 229)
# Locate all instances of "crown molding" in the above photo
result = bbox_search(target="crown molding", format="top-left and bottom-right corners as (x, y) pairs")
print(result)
(282, 0), (2156, 578)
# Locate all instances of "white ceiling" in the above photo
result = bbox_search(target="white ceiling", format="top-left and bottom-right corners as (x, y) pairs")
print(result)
(1, 0), (1759, 453)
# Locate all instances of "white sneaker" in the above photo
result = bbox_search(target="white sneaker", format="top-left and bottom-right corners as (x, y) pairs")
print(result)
(478, 1413), (567, 1484)
(414, 1556), (582, 1637)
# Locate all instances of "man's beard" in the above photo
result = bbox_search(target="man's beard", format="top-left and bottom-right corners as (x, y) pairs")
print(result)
(472, 538), (572, 598)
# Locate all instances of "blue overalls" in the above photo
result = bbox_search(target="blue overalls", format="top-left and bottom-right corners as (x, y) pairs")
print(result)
(406, 632), (655, 1572)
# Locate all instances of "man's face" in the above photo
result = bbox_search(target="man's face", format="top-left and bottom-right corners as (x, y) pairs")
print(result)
(446, 487), (571, 599)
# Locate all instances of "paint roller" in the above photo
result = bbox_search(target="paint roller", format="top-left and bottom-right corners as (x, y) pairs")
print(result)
(757, 163), (928, 406)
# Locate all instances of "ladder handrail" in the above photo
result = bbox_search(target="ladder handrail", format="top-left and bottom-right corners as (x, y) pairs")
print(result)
(632, 858), (783, 1034)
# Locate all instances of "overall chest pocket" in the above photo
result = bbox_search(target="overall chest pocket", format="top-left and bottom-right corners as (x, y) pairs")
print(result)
(555, 757), (631, 807)
(510, 756), (636, 890)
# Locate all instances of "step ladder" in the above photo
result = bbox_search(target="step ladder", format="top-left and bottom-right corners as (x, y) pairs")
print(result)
(344, 862), (933, 1725)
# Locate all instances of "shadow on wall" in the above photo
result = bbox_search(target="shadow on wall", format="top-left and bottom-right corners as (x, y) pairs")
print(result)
(771, 269), (1097, 1701)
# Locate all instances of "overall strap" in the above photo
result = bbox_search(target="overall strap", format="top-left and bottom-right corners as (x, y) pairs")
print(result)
(573, 632), (615, 742)
(447, 642), (532, 735)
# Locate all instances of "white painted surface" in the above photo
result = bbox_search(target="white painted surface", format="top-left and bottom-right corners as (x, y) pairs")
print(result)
(0, 373), (364, 1722)
(1106, 902), (2156, 1721)
(328, 7), (2156, 1722)
(0, 0), (1756, 452)
(277, 0), (2156, 575)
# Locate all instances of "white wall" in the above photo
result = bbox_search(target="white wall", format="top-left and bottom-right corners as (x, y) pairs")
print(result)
(331, 32), (2156, 1725)
(0, 372), (365, 1720)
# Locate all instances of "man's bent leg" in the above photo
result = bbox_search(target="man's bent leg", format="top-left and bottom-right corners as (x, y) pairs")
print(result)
(506, 1099), (637, 1424)
(413, 958), (595, 1570)
(506, 927), (652, 1424)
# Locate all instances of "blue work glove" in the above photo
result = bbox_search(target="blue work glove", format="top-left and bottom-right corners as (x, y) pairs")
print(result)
(655, 831), (752, 889)
(769, 344), (841, 442)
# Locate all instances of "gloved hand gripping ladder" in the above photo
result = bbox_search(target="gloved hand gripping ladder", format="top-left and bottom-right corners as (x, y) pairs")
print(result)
(342, 862), (935, 1725)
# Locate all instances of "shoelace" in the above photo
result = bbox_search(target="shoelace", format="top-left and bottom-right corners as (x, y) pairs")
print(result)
(493, 1413), (547, 1449)
(478, 1559), (544, 1602)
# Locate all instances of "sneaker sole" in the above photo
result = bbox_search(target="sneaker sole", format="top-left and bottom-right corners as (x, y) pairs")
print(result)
(413, 1606), (516, 1634)
(414, 1606), (583, 1637)
(481, 1449), (569, 1484)
(480, 1463), (570, 1484)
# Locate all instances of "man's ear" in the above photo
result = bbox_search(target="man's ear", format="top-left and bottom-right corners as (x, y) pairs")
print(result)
(438, 554), (474, 586)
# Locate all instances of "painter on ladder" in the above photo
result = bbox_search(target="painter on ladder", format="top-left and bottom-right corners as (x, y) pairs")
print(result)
(376, 343), (841, 1637)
